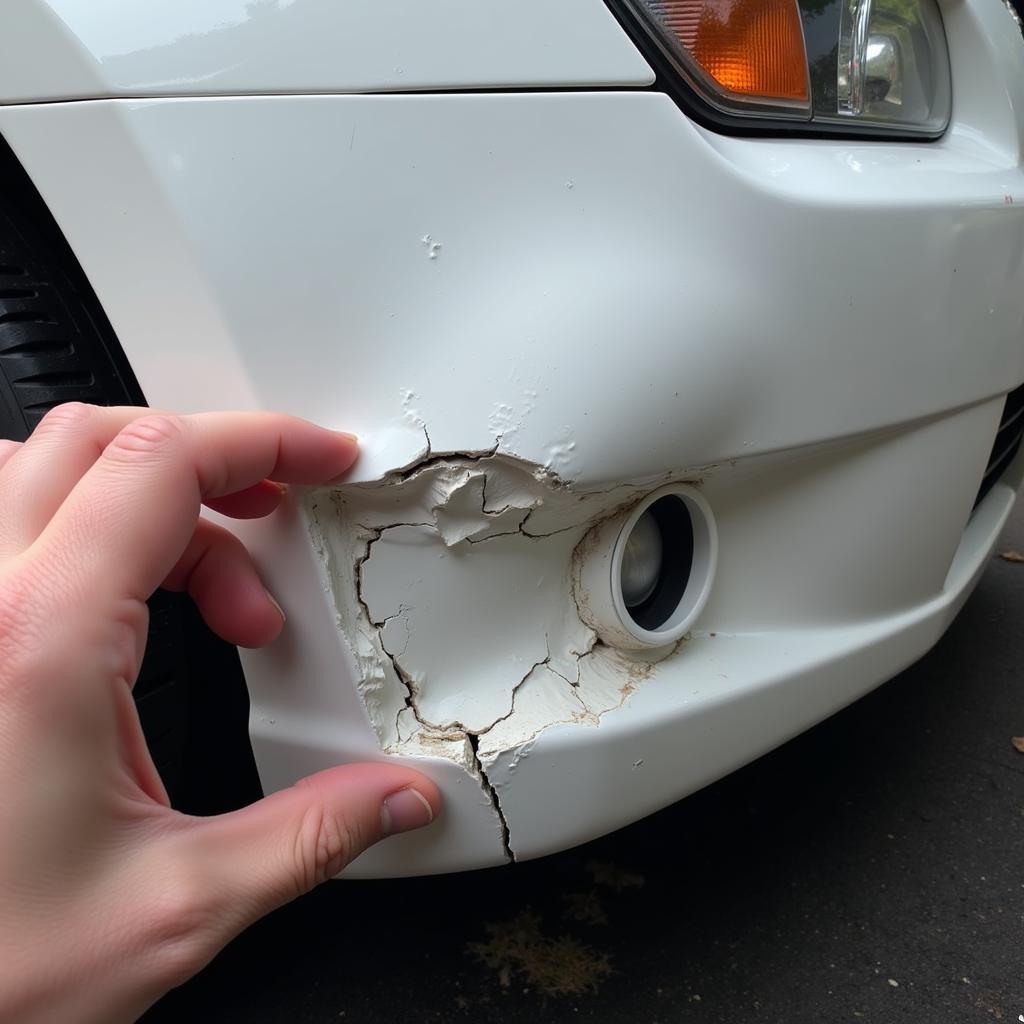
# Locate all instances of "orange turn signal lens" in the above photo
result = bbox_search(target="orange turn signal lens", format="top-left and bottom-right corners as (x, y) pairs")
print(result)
(647, 0), (810, 105)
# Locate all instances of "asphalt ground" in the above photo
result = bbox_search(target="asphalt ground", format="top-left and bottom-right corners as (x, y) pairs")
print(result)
(144, 501), (1024, 1024)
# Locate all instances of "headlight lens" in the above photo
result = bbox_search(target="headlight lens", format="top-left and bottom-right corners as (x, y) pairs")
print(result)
(830, 0), (951, 131)
(613, 0), (952, 136)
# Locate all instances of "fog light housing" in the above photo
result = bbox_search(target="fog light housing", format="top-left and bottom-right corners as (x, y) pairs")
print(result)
(574, 484), (717, 650)
(620, 508), (665, 609)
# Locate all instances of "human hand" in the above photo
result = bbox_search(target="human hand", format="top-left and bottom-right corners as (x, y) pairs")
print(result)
(0, 405), (440, 1024)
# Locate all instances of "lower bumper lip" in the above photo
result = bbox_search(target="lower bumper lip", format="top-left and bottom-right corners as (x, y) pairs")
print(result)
(460, 439), (1024, 866)
(241, 393), (1022, 877)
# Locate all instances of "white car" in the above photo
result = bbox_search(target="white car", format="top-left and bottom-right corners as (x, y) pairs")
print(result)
(1, 0), (1022, 877)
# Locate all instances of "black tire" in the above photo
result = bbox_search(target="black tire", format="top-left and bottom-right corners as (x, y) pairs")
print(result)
(0, 134), (260, 814)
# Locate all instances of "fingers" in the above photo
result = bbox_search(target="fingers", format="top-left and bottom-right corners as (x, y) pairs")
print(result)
(162, 518), (285, 649)
(0, 403), (114, 557)
(30, 411), (358, 606)
(0, 405), (321, 560)
(0, 438), (20, 474)
(204, 479), (286, 521)
(185, 764), (440, 937)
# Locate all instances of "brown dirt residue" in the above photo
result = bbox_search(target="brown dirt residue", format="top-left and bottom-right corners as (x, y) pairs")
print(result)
(467, 910), (613, 997)
(562, 889), (609, 926)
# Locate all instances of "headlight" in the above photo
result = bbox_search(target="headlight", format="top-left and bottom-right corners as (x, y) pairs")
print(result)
(610, 0), (952, 137)
(831, 0), (951, 131)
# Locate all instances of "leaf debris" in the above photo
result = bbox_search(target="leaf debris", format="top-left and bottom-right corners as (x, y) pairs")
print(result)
(468, 910), (613, 997)
(562, 890), (609, 926)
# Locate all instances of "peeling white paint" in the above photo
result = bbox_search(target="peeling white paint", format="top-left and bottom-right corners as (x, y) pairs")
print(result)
(306, 439), (694, 857)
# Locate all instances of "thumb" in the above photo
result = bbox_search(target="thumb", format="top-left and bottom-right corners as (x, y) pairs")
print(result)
(185, 762), (439, 932)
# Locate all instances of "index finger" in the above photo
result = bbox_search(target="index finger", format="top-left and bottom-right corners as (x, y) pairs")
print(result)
(29, 411), (358, 605)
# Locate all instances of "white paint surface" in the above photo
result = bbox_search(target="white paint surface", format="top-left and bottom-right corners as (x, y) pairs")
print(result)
(0, 0), (652, 102)
(309, 450), (671, 766)
(0, 0), (1020, 874)
(1, 88), (1022, 486)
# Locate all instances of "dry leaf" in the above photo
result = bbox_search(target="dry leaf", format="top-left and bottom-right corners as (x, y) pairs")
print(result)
(1011, 737), (1024, 754)
(999, 550), (1024, 562)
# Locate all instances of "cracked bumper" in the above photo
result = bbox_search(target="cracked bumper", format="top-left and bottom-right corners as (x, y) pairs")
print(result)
(259, 398), (1022, 876)
(0, 0), (1021, 874)
(489, 416), (1024, 861)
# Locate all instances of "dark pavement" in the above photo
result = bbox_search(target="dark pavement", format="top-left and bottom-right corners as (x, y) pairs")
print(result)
(144, 503), (1024, 1024)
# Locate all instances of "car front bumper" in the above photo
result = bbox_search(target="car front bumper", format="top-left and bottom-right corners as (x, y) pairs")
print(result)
(0, 0), (1021, 873)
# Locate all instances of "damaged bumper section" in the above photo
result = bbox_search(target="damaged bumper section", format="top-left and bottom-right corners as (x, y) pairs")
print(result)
(2, 6), (1020, 871)
(293, 397), (1021, 873)
(307, 440), (698, 860)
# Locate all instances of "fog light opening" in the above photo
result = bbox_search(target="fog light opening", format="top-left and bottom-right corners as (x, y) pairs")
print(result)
(611, 485), (717, 647)
(621, 498), (693, 631)
(620, 508), (665, 608)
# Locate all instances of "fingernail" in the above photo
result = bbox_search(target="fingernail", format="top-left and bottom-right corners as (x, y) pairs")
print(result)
(265, 589), (286, 625)
(326, 433), (360, 484)
(381, 787), (434, 836)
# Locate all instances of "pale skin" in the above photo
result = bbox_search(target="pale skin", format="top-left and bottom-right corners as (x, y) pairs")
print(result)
(0, 404), (441, 1023)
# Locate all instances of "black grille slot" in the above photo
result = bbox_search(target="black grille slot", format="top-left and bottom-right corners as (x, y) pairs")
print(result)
(974, 382), (1024, 508)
